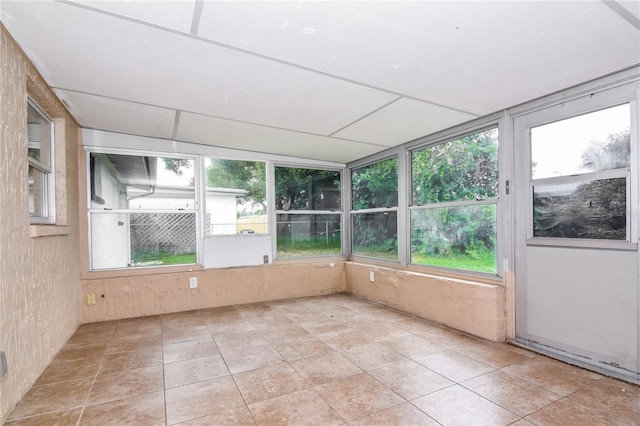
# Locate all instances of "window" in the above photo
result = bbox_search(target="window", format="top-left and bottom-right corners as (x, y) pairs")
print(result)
(204, 158), (267, 235)
(531, 104), (630, 241)
(88, 152), (196, 270)
(275, 166), (342, 257)
(350, 157), (398, 260)
(27, 100), (54, 223)
(410, 128), (499, 274)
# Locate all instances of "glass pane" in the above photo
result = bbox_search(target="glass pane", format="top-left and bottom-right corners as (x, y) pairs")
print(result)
(91, 212), (196, 270)
(533, 178), (626, 240)
(351, 158), (398, 209)
(351, 211), (397, 260)
(29, 165), (48, 218)
(411, 205), (497, 274)
(412, 128), (498, 205)
(90, 153), (195, 210)
(205, 158), (267, 235)
(27, 103), (51, 167)
(275, 167), (341, 211)
(276, 214), (341, 257)
(531, 104), (630, 179)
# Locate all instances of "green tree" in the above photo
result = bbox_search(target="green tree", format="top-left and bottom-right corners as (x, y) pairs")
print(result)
(206, 159), (266, 213)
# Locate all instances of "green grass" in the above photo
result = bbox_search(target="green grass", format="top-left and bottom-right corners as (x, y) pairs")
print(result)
(277, 239), (341, 257)
(351, 247), (398, 261)
(132, 252), (196, 266)
(411, 251), (496, 274)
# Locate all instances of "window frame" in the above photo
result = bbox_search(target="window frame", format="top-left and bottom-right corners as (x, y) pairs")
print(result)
(407, 124), (501, 277)
(86, 148), (200, 271)
(27, 98), (55, 224)
(519, 95), (637, 251)
(349, 155), (400, 262)
(273, 163), (344, 259)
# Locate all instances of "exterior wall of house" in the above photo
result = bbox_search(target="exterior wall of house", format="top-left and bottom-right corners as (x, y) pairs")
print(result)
(345, 262), (507, 341)
(0, 26), (82, 422)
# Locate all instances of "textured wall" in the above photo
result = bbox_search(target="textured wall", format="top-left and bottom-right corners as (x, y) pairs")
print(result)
(0, 26), (81, 422)
(345, 262), (506, 341)
(81, 262), (346, 322)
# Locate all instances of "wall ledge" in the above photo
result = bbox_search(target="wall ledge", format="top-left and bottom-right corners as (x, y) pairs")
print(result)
(30, 225), (71, 238)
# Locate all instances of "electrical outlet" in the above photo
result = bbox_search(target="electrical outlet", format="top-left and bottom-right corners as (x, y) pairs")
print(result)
(189, 277), (197, 289)
(87, 293), (96, 305)
(263, 255), (269, 264)
(369, 271), (375, 282)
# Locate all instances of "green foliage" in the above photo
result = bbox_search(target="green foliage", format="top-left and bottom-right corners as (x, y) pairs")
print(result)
(351, 158), (398, 209)
(162, 158), (192, 176)
(275, 167), (341, 211)
(412, 129), (498, 204)
(206, 159), (266, 213)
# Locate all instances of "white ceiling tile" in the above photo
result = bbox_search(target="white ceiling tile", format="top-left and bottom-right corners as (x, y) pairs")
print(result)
(198, 1), (640, 113)
(333, 98), (477, 146)
(67, 0), (197, 33)
(55, 90), (176, 139)
(176, 112), (384, 163)
(2, 1), (396, 136)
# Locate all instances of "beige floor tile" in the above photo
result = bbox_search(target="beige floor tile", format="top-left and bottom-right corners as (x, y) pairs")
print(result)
(35, 356), (101, 385)
(99, 345), (163, 374)
(214, 330), (270, 354)
(348, 402), (439, 426)
(165, 376), (245, 425)
(318, 328), (373, 351)
(163, 338), (219, 364)
(563, 376), (640, 424)
(412, 384), (520, 425)
(221, 343), (285, 374)
(206, 318), (256, 337)
(248, 388), (343, 426)
(300, 319), (351, 335)
(174, 405), (256, 425)
(378, 334), (446, 359)
(112, 322), (162, 340)
(80, 390), (165, 426)
(500, 356), (603, 396)
(74, 321), (118, 334)
(462, 370), (562, 416)
(105, 334), (162, 355)
(291, 351), (362, 386)
(87, 365), (164, 405)
(526, 396), (623, 425)
(7, 378), (93, 421)
(4, 407), (82, 425)
(416, 350), (495, 382)
(54, 342), (108, 362)
(272, 336), (333, 361)
(314, 373), (404, 422)
(261, 324), (311, 343)
(341, 342), (408, 371)
(354, 322), (410, 340)
(164, 354), (230, 389)
(369, 360), (454, 400)
(234, 362), (310, 404)
(162, 324), (211, 345)
(454, 340), (529, 368)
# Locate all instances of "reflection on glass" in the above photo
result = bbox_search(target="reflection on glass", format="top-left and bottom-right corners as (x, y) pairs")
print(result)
(275, 167), (341, 211)
(90, 153), (195, 210)
(205, 159), (267, 235)
(29, 166), (47, 217)
(412, 129), (498, 204)
(91, 212), (196, 270)
(533, 178), (626, 240)
(531, 104), (630, 179)
(352, 211), (397, 260)
(276, 214), (341, 257)
(352, 158), (398, 209)
(411, 205), (496, 274)
(27, 103), (51, 166)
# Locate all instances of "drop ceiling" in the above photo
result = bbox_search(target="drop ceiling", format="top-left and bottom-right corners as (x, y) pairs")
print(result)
(2, 1), (639, 163)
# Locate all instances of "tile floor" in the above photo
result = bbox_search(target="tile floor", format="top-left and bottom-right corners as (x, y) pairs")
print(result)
(6, 293), (640, 425)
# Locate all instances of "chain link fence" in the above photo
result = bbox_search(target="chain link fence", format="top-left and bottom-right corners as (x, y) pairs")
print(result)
(130, 213), (196, 260)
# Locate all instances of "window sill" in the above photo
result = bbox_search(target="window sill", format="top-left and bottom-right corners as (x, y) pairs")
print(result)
(30, 224), (71, 238)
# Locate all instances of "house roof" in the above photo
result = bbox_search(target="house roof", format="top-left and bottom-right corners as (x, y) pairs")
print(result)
(2, 1), (639, 163)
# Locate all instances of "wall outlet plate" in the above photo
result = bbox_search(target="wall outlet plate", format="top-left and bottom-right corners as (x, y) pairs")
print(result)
(189, 277), (197, 289)
(87, 293), (96, 305)
(0, 351), (7, 378)
(369, 271), (375, 282)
